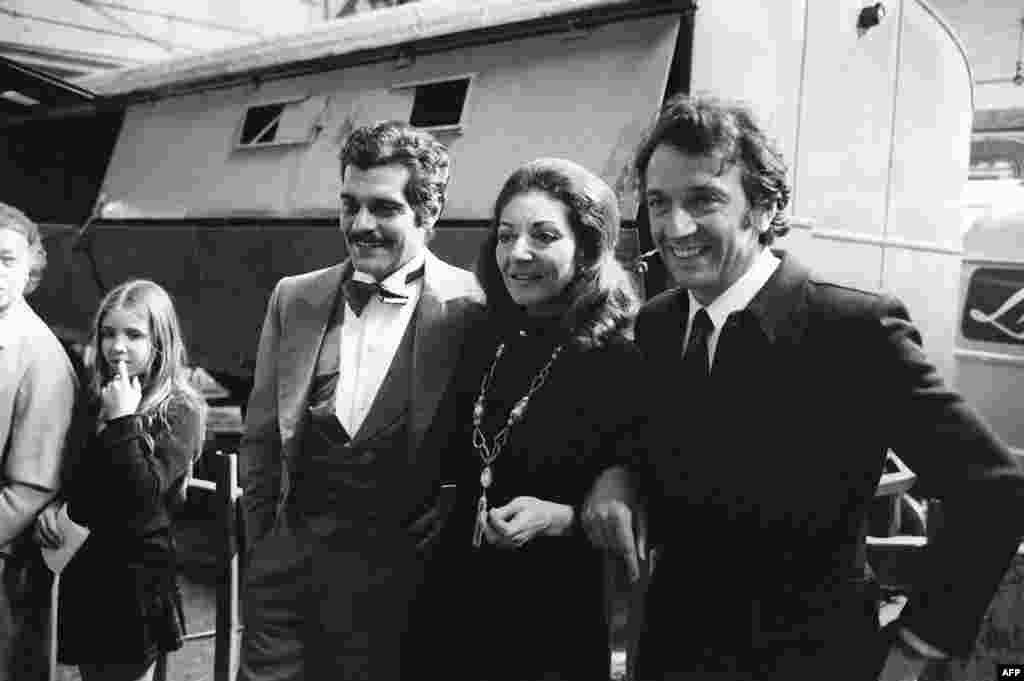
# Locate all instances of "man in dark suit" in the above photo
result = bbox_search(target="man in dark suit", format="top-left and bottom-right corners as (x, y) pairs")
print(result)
(238, 121), (482, 681)
(583, 94), (1024, 680)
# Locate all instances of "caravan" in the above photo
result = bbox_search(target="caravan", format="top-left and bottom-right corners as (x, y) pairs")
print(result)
(1, 0), (972, 402)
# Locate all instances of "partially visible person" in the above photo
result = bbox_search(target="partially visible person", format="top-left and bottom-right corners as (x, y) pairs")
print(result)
(0, 202), (76, 681)
(238, 121), (482, 681)
(583, 93), (1024, 681)
(425, 157), (646, 681)
(35, 279), (206, 681)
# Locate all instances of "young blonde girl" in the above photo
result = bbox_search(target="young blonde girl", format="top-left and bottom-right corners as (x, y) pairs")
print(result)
(35, 279), (206, 681)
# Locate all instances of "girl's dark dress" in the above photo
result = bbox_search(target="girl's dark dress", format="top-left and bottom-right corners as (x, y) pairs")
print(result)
(428, 312), (647, 681)
(58, 398), (201, 667)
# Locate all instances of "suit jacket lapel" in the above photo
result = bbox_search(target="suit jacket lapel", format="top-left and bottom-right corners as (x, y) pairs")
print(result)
(740, 250), (810, 347)
(409, 254), (465, 456)
(643, 287), (690, 363)
(694, 250), (811, 376)
(278, 262), (348, 446)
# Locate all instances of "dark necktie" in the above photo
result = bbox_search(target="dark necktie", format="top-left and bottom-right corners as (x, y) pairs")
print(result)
(342, 264), (425, 317)
(681, 307), (714, 384)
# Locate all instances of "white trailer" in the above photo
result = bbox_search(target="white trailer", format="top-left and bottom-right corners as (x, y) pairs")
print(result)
(24, 0), (971, 395)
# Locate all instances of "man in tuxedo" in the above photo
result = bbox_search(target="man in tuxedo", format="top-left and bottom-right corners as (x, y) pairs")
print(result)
(0, 203), (76, 681)
(583, 94), (1024, 680)
(238, 121), (482, 681)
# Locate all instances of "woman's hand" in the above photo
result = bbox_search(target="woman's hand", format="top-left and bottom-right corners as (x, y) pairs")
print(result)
(101, 359), (142, 421)
(480, 496), (574, 549)
(34, 503), (65, 549)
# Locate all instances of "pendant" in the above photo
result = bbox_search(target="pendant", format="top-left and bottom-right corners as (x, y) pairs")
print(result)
(480, 465), (492, 489)
(472, 491), (488, 548)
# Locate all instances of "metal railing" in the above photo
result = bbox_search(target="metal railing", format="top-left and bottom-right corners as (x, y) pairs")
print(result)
(156, 450), (244, 681)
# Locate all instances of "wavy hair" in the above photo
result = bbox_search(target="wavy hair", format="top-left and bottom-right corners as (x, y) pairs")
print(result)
(476, 158), (639, 349)
(634, 93), (791, 245)
(86, 280), (206, 450)
(339, 120), (451, 236)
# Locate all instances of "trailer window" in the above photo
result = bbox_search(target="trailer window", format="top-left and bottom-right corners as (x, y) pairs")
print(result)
(236, 97), (323, 148)
(394, 75), (472, 132)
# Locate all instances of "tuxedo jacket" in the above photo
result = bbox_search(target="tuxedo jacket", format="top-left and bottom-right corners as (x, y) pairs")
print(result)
(239, 251), (482, 546)
(633, 251), (1024, 678)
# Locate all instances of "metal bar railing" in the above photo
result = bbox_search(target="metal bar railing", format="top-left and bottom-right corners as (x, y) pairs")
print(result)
(155, 450), (244, 681)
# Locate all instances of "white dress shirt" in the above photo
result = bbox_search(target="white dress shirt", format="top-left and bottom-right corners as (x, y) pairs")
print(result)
(335, 254), (425, 436)
(683, 247), (781, 369)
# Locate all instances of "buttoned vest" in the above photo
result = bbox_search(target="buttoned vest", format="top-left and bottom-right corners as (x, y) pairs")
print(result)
(289, 284), (418, 537)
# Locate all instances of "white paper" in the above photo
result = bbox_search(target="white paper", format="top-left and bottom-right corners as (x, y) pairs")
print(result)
(40, 504), (90, 574)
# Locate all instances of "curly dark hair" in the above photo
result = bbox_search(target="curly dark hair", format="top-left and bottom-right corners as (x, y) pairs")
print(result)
(634, 93), (791, 245)
(476, 158), (639, 349)
(339, 120), (451, 235)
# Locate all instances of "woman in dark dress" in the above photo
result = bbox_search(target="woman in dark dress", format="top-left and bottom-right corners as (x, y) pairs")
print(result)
(427, 158), (647, 681)
(35, 279), (206, 681)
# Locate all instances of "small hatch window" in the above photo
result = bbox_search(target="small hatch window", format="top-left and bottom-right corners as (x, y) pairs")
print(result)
(240, 103), (283, 145)
(236, 97), (324, 148)
(393, 75), (473, 133)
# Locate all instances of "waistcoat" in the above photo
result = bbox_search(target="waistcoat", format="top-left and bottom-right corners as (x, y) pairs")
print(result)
(289, 285), (418, 537)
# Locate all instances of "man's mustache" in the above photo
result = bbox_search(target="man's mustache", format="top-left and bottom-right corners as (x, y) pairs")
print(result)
(347, 232), (393, 245)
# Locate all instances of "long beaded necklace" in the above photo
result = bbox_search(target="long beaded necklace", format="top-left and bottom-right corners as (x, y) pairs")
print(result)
(471, 338), (564, 547)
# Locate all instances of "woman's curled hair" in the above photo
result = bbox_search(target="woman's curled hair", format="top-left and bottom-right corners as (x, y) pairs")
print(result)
(477, 157), (639, 349)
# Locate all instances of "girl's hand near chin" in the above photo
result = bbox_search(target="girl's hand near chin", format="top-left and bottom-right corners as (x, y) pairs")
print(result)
(101, 359), (142, 420)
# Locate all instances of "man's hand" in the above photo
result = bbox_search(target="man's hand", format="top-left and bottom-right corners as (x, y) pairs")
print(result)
(877, 644), (928, 681)
(409, 506), (441, 554)
(581, 466), (647, 582)
(33, 503), (65, 549)
(481, 496), (572, 549)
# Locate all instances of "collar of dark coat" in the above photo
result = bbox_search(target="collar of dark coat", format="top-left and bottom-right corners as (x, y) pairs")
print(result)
(660, 248), (811, 347)
(741, 249), (811, 345)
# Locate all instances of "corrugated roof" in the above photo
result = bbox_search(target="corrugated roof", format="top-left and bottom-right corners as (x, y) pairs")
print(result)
(74, 0), (667, 98)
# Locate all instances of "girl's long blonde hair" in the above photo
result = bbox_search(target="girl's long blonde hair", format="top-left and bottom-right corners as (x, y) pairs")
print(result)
(87, 279), (206, 448)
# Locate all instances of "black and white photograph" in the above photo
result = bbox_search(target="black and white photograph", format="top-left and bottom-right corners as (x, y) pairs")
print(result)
(0, 1), (1022, 680)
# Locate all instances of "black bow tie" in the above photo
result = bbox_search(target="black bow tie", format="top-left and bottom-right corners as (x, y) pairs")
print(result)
(342, 264), (425, 317)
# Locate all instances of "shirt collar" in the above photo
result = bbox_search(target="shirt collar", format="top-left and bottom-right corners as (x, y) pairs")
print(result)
(351, 252), (427, 294)
(689, 247), (781, 330)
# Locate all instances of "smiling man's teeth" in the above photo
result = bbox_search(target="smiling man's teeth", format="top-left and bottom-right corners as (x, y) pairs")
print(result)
(669, 245), (704, 258)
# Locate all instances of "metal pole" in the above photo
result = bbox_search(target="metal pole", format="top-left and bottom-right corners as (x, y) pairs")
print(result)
(214, 452), (242, 681)
(48, 574), (59, 681)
